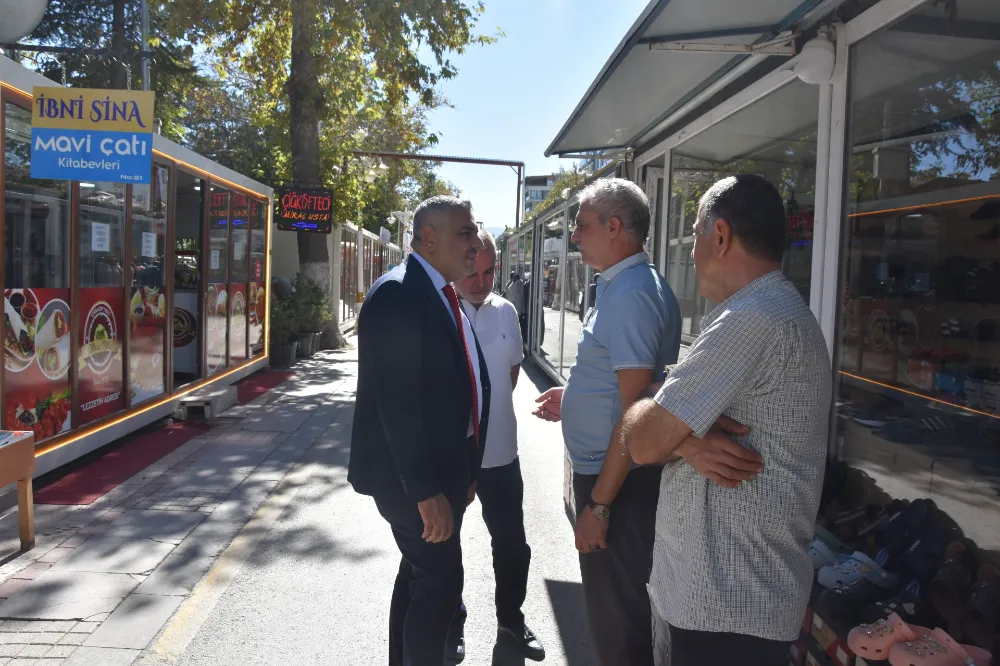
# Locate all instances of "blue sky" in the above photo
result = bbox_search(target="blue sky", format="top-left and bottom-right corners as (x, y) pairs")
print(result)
(427, 0), (649, 234)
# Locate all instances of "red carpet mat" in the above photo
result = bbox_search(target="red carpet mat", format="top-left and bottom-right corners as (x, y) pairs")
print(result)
(237, 370), (294, 404)
(35, 422), (210, 505)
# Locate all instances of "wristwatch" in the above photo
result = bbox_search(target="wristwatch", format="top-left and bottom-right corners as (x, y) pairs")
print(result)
(588, 501), (610, 520)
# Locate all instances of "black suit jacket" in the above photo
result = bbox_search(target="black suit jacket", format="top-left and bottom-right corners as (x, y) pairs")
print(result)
(348, 255), (492, 507)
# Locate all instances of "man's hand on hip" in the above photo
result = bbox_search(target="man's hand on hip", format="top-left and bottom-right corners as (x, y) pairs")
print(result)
(575, 506), (609, 553)
(417, 494), (454, 543)
(532, 387), (563, 422)
(677, 416), (761, 488)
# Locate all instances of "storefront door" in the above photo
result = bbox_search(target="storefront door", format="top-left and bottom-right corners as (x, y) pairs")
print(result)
(172, 171), (204, 388)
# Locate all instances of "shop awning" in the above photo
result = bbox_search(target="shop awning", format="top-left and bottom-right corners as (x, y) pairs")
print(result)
(545, 0), (836, 157)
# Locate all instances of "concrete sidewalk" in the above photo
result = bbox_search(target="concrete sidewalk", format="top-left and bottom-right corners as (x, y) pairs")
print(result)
(0, 347), (357, 666)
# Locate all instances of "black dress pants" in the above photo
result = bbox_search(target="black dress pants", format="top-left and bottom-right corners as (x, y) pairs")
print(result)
(573, 466), (661, 666)
(477, 458), (531, 629)
(376, 495), (466, 666)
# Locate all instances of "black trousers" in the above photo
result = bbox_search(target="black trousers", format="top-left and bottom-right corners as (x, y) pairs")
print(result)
(478, 458), (532, 629)
(573, 466), (661, 666)
(376, 496), (466, 666)
(663, 623), (791, 666)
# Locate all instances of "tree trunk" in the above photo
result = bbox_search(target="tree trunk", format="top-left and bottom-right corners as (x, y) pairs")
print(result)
(111, 0), (127, 89)
(289, 0), (344, 349)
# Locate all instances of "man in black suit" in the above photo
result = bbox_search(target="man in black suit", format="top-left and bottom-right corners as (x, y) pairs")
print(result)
(349, 196), (492, 666)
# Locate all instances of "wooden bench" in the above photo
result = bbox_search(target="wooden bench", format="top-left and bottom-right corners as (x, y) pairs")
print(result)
(0, 432), (36, 550)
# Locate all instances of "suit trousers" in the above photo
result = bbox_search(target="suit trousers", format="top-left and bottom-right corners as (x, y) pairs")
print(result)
(574, 466), (661, 666)
(376, 495), (466, 666)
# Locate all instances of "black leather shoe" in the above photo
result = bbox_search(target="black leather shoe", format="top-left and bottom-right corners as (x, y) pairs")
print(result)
(445, 632), (465, 664)
(498, 624), (545, 662)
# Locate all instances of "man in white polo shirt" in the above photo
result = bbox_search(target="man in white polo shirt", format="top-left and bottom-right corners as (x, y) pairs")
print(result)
(450, 229), (545, 663)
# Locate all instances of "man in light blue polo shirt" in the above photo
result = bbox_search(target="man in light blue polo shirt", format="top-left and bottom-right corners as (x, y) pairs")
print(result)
(533, 178), (680, 666)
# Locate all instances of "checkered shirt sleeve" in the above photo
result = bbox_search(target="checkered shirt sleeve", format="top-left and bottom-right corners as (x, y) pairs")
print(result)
(654, 308), (774, 437)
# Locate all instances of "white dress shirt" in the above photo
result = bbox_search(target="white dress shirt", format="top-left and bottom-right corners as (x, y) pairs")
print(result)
(409, 253), (483, 434)
(461, 294), (523, 468)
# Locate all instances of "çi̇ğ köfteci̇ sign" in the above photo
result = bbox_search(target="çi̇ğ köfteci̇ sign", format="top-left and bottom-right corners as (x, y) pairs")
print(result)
(30, 87), (155, 184)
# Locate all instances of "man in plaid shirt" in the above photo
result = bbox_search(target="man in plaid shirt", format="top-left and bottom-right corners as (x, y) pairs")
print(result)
(620, 174), (832, 666)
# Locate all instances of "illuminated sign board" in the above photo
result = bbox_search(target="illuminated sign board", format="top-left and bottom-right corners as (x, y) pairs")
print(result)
(275, 187), (333, 234)
(30, 87), (155, 184)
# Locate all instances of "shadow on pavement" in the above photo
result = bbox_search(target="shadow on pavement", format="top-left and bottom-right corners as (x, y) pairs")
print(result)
(545, 579), (597, 666)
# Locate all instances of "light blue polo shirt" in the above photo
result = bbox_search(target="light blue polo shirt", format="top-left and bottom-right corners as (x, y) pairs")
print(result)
(561, 251), (681, 475)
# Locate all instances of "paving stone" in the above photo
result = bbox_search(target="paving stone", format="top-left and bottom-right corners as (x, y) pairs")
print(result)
(20, 623), (74, 634)
(54, 637), (83, 647)
(0, 571), (139, 620)
(52, 538), (174, 575)
(135, 555), (214, 596)
(0, 645), (21, 657)
(13, 645), (48, 658)
(0, 623), (28, 633)
(66, 625), (97, 636)
(0, 580), (30, 599)
(11, 564), (52, 580)
(43, 646), (75, 658)
(171, 520), (242, 560)
(61, 647), (138, 666)
(57, 538), (87, 550)
(90, 511), (205, 545)
(36, 550), (73, 565)
(84, 595), (182, 650)
(0, 635), (54, 647)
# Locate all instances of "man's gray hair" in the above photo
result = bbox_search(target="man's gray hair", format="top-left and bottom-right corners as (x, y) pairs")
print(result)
(478, 229), (497, 264)
(578, 178), (651, 246)
(411, 196), (474, 247)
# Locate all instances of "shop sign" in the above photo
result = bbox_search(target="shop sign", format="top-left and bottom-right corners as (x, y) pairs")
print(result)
(30, 87), (155, 184)
(275, 187), (333, 233)
(4, 288), (72, 441)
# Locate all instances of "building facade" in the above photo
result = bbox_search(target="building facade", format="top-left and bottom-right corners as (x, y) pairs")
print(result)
(499, 0), (1000, 653)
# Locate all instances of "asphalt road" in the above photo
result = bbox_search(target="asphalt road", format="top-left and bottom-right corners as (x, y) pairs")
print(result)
(139, 355), (596, 666)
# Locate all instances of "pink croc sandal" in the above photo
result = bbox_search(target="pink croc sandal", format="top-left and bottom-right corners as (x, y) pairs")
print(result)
(888, 627), (993, 666)
(849, 612), (932, 660)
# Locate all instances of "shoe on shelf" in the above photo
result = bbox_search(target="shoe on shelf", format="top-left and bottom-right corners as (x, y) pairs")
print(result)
(498, 623), (545, 662)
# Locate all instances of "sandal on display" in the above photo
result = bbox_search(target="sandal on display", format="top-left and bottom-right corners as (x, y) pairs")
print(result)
(961, 564), (1000, 655)
(861, 580), (942, 629)
(898, 533), (950, 587)
(876, 499), (935, 559)
(811, 537), (852, 570)
(887, 627), (992, 666)
(931, 540), (979, 638)
(819, 548), (899, 590)
(849, 612), (933, 660)
(816, 578), (897, 621)
(811, 526), (854, 570)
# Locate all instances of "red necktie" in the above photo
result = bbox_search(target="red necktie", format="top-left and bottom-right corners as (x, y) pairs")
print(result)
(442, 284), (480, 448)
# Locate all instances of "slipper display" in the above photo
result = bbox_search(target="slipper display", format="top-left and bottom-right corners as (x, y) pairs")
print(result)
(931, 540), (979, 637)
(876, 499), (935, 560)
(811, 526), (854, 570)
(961, 564), (1000, 654)
(860, 580), (943, 629)
(816, 578), (897, 621)
(848, 612), (932, 660)
(887, 627), (993, 665)
(810, 537), (852, 570)
(819, 548), (899, 590)
(897, 533), (950, 587)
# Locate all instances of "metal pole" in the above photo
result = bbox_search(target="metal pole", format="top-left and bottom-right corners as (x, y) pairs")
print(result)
(514, 165), (522, 229)
(140, 0), (151, 91)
